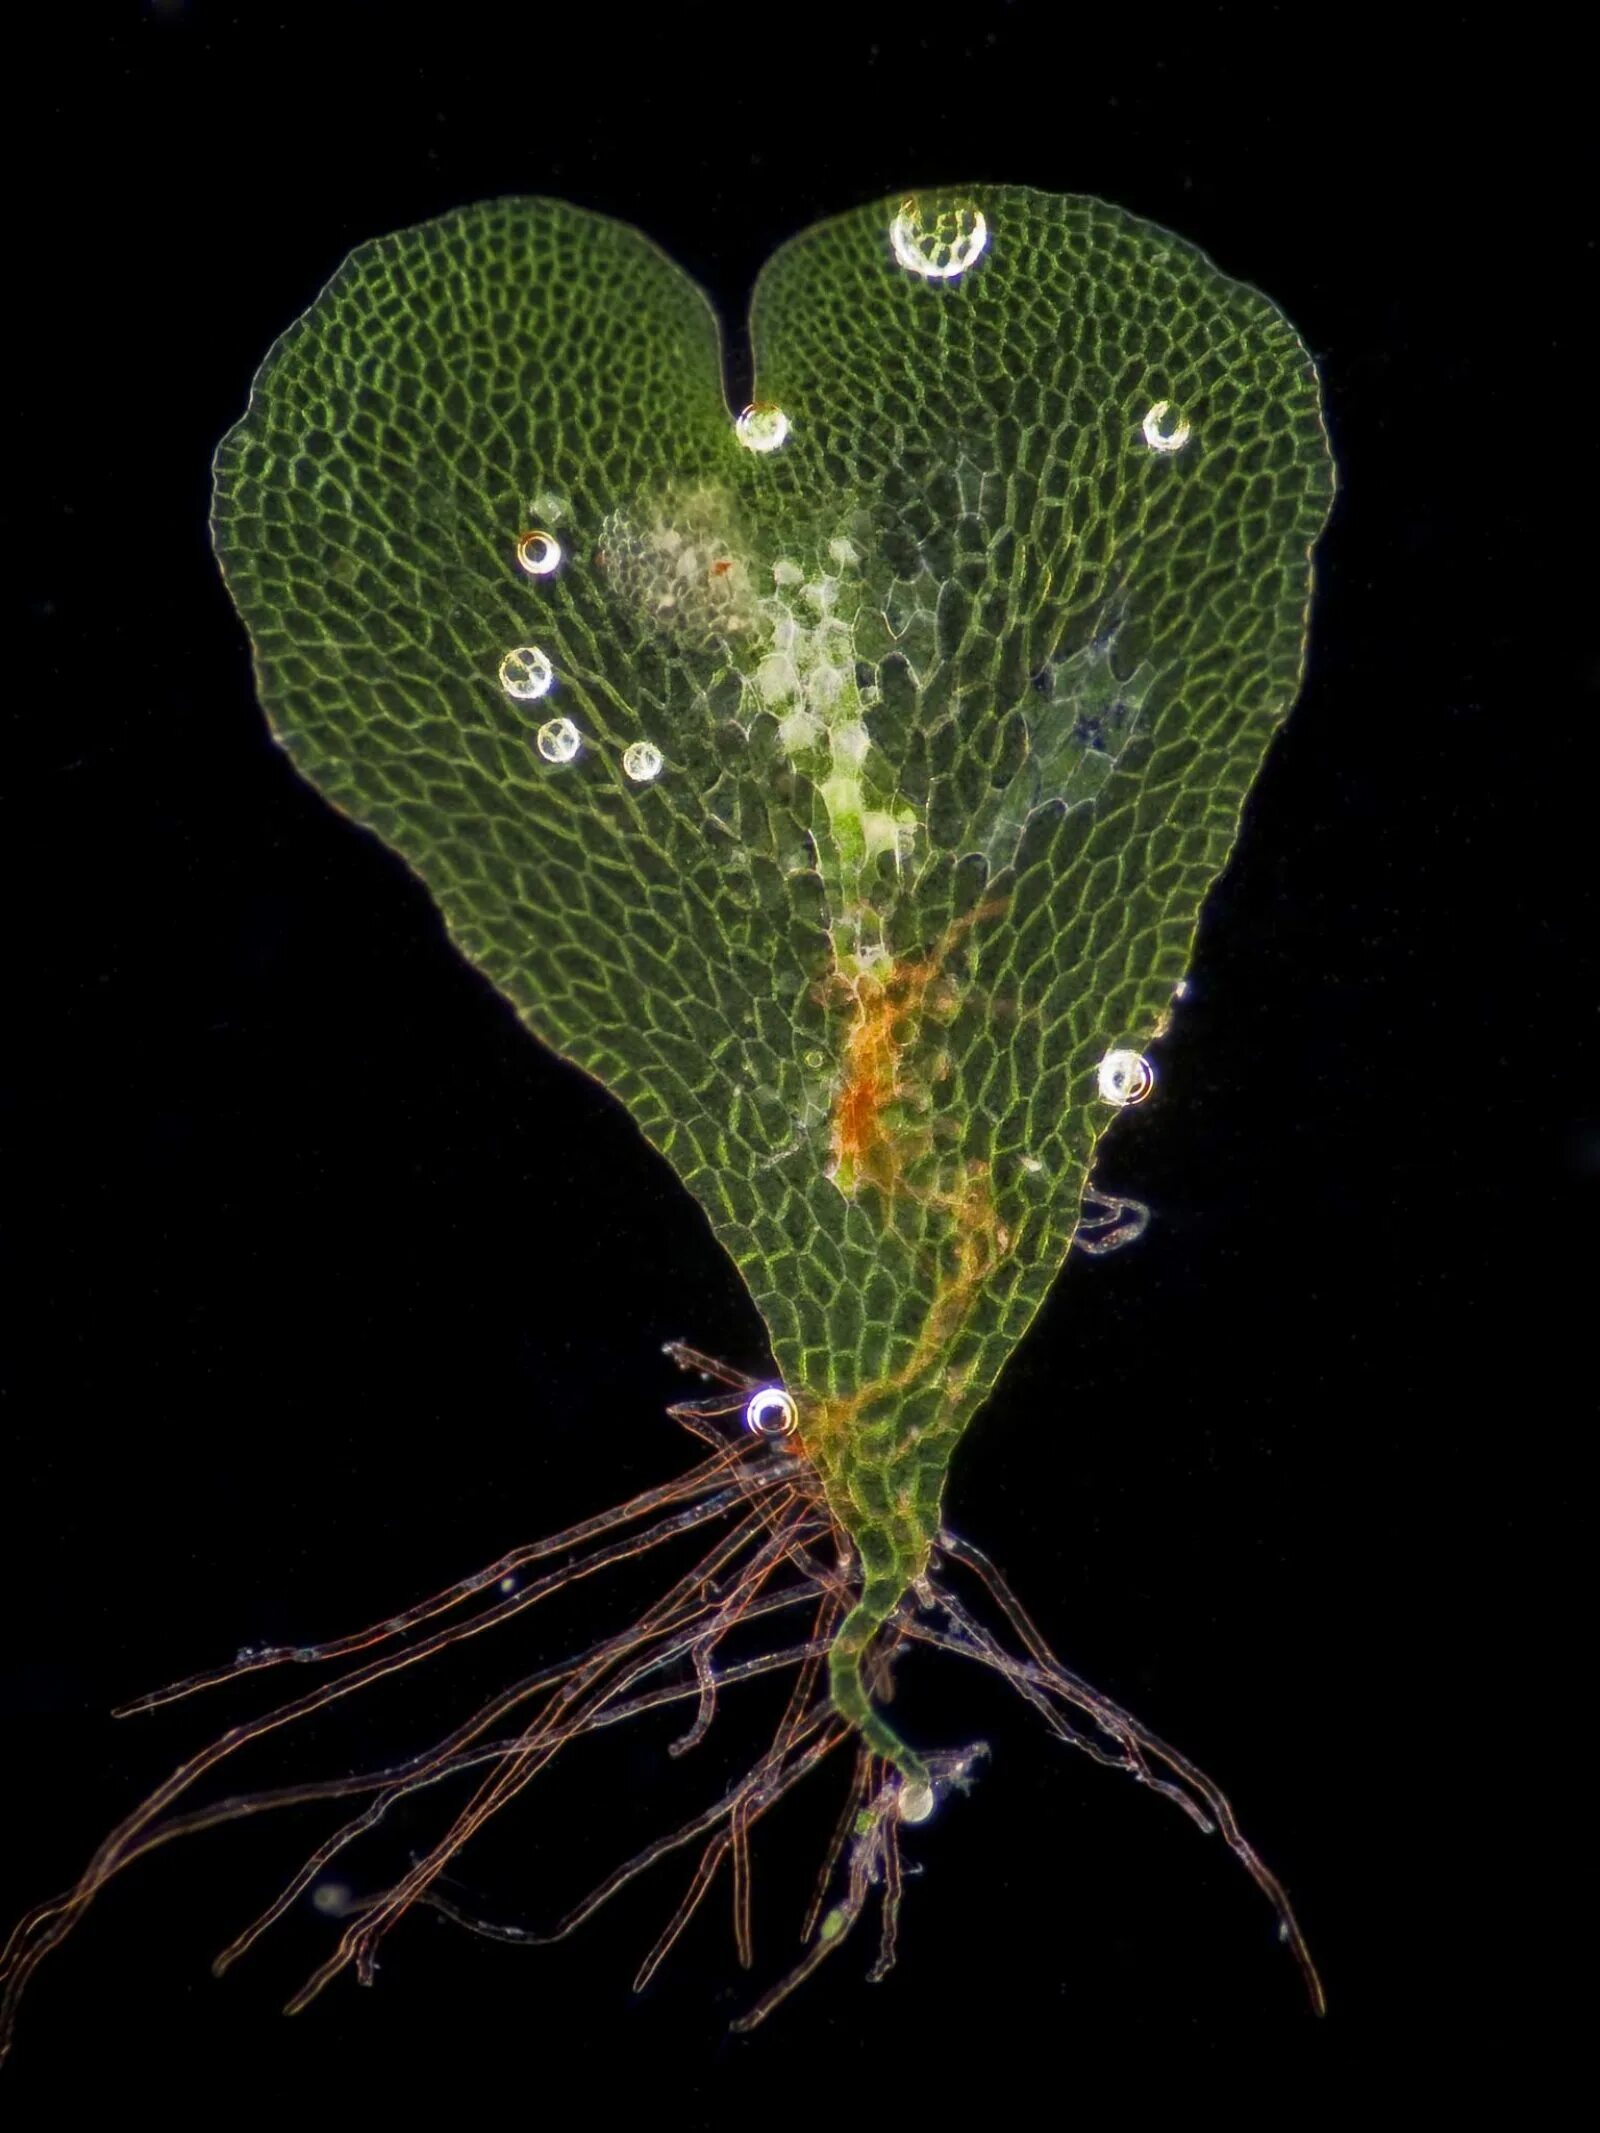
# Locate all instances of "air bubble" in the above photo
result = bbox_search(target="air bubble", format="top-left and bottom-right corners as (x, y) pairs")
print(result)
(736, 403), (790, 453)
(745, 1386), (798, 1438)
(898, 1780), (936, 1824)
(1096, 1049), (1154, 1106)
(622, 740), (663, 783)
(889, 197), (989, 280)
(515, 529), (562, 576)
(1141, 400), (1192, 453)
(499, 645), (555, 701)
(535, 716), (581, 765)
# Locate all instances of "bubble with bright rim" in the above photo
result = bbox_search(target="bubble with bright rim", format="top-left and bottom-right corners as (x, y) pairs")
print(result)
(515, 529), (562, 576)
(736, 403), (790, 453)
(898, 1780), (936, 1823)
(1141, 400), (1192, 453)
(889, 198), (989, 280)
(535, 715), (581, 765)
(744, 1386), (798, 1438)
(1096, 1049), (1155, 1106)
(622, 740), (663, 784)
(499, 645), (555, 701)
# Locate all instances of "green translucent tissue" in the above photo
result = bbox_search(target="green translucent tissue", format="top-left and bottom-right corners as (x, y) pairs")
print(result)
(214, 180), (1330, 1801)
(1, 189), (1336, 2059)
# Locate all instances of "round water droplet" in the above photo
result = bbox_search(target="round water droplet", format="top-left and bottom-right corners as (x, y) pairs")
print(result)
(1141, 400), (1192, 453)
(535, 715), (581, 765)
(622, 740), (663, 783)
(515, 529), (562, 576)
(499, 645), (555, 701)
(736, 402), (790, 453)
(889, 196), (989, 280)
(1096, 1049), (1155, 1106)
(744, 1386), (798, 1438)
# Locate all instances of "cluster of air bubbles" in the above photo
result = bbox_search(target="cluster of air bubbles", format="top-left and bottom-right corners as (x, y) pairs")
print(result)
(736, 402), (790, 454)
(1141, 400), (1192, 454)
(1096, 1050), (1155, 1106)
(515, 529), (562, 576)
(622, 740), (663, 784)
(536, 715), (582, 765)
(499, 645), (555, 701)
(744, 1386), (798, 1438)
(889, 196), (989, 280)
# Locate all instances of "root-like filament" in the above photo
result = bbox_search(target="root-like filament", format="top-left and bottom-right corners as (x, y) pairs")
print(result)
(0, 1352), (1322, 2059)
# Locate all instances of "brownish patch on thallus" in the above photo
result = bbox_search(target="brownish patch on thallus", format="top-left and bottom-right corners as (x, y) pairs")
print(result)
(801, 895), (1013, 1490)
(802, 1156), (1006, 1484)
(826, 897), (1007, 1197)
(829, 968), (910, 1195)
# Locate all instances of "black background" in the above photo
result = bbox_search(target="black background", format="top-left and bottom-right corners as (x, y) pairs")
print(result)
(8, 0), (1586, 2113)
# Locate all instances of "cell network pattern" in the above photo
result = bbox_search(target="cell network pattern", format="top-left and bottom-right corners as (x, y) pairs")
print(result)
(213, 186), (1332, 1764)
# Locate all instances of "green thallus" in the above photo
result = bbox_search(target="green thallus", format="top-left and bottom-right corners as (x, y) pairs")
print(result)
(0, 184), (1334, 2051)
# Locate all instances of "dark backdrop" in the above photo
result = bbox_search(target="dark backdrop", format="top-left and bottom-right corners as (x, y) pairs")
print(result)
(8, 0), (1582, 2112)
